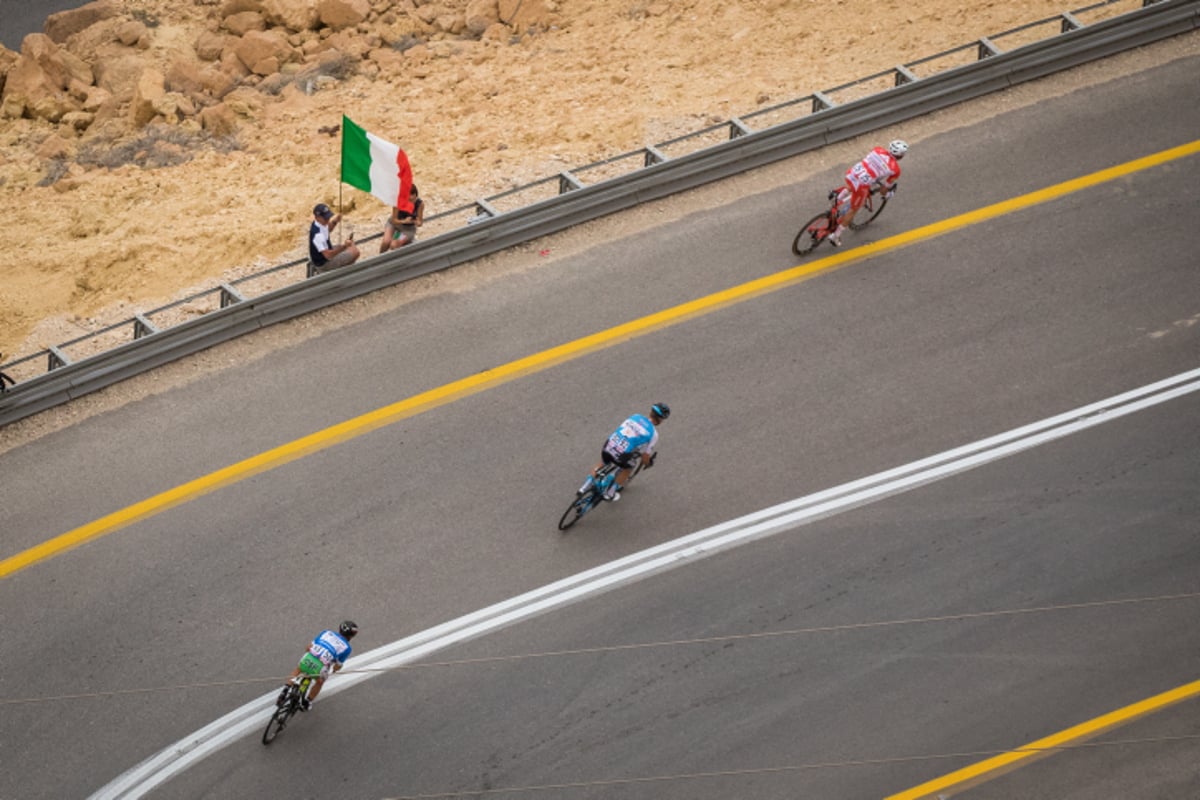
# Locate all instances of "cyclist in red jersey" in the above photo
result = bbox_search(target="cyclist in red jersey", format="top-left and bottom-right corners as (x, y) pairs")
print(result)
(828, 139), (907, 246)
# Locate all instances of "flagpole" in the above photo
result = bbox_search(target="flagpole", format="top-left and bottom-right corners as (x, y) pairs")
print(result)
(336, 122), (345, 245)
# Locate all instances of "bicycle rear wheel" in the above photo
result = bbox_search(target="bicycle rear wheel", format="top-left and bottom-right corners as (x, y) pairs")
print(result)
(849, 194), (888, 230)
(792, 213), (830, 256)
(262, 703), (292, 745)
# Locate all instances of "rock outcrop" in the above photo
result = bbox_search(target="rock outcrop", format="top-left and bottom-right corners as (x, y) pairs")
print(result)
(0, 0), (560, 138)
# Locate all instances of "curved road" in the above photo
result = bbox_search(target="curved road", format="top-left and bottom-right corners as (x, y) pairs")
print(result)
(1, 44), (1198, 800)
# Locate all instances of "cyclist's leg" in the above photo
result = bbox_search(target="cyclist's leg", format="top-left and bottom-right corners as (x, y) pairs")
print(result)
(615, 453), (642, 489)
(614, 466), (632, 492)
(607, 454), (638, 499)
(580, 449), (610, 494)
(279, 654), (311, 705)
(295, 653), (325, 707)
(844, 184), (869, 227)
(592, 450), (614, 501)
(832, 183), (868, 244)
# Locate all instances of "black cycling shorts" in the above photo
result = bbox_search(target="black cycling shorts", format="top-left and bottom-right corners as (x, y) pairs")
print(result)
(601, 450), (636, 468)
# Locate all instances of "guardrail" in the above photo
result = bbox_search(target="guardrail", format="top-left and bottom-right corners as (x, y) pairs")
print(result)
(1, 0), (1196, 428)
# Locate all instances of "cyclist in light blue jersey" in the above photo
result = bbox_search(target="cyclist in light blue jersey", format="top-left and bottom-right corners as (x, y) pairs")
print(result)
(579, 403), (671, 502)
(278, 620), (358, 711)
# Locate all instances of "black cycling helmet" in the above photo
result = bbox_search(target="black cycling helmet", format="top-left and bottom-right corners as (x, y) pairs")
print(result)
(650, 402), (670, 421)
(339, 620), (359, 639)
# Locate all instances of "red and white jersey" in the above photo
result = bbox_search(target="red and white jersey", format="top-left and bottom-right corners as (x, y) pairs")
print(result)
(845, 146), (901, 190)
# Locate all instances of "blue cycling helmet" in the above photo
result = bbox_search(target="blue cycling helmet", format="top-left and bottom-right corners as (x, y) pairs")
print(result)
(650, 402), (670, 421)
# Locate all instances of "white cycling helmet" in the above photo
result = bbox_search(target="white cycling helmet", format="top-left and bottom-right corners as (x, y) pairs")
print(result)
(888, 139), (909, 158)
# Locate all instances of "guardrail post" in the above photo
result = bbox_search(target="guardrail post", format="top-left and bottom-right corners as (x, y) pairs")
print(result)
(728, 118), (752, 139)
(894, 65), (919, 86)
(558, 171), (584, 194)
(978, 37), (1001, 59)
(133, 314), (159, 339)
(812, 92), (835, 112)
(643, 146), (668, 166)
(474, 199), (500, 220)
(48, 346), (71, 371)
(1060, 12), (1084, 32)
(219, 283), (245, 308)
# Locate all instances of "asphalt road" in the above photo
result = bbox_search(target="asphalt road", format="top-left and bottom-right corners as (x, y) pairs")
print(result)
(1, 46), (1197, 800)
(0, 0), (89, 49)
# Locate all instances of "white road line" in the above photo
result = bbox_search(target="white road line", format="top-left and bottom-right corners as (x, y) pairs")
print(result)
(90, 367), (1200, 799)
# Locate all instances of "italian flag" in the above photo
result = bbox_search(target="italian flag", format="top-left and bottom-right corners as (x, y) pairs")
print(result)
(340, 115), (413, 213)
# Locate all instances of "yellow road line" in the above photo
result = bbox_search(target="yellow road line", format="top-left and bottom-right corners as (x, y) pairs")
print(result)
(2, 139), (1198, 580)
(886, 678), (1200, 799)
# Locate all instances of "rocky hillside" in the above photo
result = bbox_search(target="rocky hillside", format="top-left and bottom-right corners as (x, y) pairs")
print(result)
(0, 0), (1101, 362)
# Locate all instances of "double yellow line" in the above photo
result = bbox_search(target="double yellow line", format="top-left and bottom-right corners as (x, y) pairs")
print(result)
(3, 139), (1198, 581)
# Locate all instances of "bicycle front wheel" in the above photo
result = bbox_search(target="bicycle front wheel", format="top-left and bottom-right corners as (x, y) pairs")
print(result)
(849, 194), (888, 230)
(792, 213), (830, 256)
(558, 494), (593, 531)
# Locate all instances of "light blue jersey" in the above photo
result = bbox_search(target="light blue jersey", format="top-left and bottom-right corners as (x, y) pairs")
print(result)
(308, 629), (353, 668)
(603, 413), (659, 461)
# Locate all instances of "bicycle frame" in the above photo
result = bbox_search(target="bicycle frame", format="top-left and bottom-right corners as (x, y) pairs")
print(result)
(558, 455), (644, 531)
(792, 185), (888, 257)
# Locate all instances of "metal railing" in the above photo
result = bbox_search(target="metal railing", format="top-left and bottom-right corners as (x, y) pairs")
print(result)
(1, 0), (1194, 426)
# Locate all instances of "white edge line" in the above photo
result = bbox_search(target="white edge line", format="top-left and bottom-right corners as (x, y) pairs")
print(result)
(90, 370), (1200, 799)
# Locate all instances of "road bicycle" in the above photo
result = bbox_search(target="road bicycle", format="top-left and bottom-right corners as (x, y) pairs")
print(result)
(791, 184), (890, 256)
(261, 673), (318, 745)
(558, 455), (645, 531)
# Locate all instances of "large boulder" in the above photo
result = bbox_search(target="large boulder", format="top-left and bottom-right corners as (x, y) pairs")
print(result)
(317, 0), (370, 31)
(199, 102), (238, 136)
(498, 0), (554, 31)
(220, 0), (264, 15)
(200, 66), (239, 99)
(54, 16), (125, 64)
(92, 48), (149, 99)
(60, 109), (95, 133)
(323, 29), (371, 59)
(0, 36), (85, 121)
(36, 133), (74, 159)
(165, 58), (208, 95)
(234, 29), (295, 75)
(0, 44), (19, 97)
(195, 30), (229, 61)
(115, 19), (152, 48)
(223, 11), (267, 36)
(261, 0), (320, 32)
(44, 0), (119, 43)
(367, 46), (406, 74)
(80, 84), (113, 112)
(465, 0), (499, 37)
(130, 68), (166, 127)
(413, 4), (443, 25)
(27, 91), (78, 123)
(18, 34), (93, 90)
